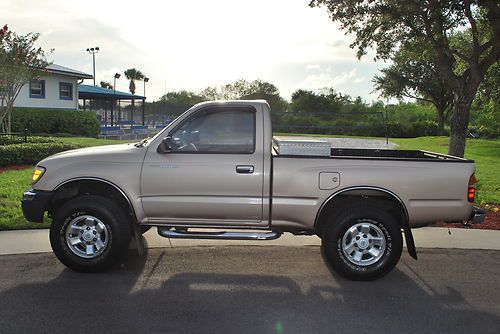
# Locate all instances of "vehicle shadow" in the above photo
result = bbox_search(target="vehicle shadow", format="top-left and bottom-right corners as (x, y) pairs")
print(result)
(0, 244), (498, 334)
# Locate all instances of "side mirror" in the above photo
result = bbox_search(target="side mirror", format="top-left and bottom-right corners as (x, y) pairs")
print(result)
(157, 136), (173, 154)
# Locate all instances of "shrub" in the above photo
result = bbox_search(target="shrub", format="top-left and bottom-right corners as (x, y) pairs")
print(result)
(0, 135), (60, 146)
(0, 142), (83, 166)
(11, 108), (100, 137)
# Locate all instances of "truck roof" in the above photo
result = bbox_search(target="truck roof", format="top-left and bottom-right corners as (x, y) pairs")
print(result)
(192, 99), (270, 109)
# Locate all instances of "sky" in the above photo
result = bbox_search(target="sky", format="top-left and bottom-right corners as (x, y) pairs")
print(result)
(0, 0), (388, 102)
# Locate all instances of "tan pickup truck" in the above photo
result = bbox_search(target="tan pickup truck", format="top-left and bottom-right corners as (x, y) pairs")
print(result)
(21, 100), (484, 280)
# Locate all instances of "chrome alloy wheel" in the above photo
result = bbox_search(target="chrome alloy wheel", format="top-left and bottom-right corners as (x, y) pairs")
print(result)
(65, 215), (109, 259)
(341, 220), (387, 266)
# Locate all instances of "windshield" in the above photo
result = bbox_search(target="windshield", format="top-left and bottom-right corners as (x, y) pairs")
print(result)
(134, 104), (198, 147)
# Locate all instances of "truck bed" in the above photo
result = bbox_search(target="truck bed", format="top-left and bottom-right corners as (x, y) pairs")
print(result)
(273, 147), (473, 163)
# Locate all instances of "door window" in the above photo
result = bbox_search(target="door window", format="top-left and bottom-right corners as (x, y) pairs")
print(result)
(170, 107), (255, 154)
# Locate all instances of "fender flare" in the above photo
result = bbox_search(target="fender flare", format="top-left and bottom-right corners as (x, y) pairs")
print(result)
(315, 186), (417, 260)
(54, 177), (138, 223)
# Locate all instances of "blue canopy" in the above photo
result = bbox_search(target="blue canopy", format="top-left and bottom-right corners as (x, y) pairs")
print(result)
(78, 84), (145, 100)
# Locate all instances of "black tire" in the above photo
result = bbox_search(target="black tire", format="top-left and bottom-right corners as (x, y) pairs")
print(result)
(321, 205), (403, 281)
(50, 195), (132, 273)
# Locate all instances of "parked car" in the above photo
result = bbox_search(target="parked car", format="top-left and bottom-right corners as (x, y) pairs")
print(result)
(22, 100), (484, 280)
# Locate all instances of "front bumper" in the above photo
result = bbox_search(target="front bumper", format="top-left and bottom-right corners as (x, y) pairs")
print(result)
(21, 189), (53, 223)
(468, 206), (485, 224)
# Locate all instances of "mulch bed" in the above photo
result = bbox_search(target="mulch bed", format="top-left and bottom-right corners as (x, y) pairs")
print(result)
(0, 165), (32, 173)
(431, 205), (500, 230)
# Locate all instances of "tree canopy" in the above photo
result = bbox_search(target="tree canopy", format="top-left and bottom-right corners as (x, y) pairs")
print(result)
(373, 42), (453, 135)
(310, 0), (500, 156)
(0, 24), (51, 132)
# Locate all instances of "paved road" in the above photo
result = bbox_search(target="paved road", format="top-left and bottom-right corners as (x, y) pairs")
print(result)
(0, 246), (499, 334)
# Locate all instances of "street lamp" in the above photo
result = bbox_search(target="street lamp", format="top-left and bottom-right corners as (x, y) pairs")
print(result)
(143, 77), (149, 97)
(86, 46), (99, 86)
(142, 77), (149, 126)
(111, 73), (120, 127)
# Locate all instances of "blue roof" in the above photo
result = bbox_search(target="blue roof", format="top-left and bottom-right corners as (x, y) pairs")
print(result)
(78, 84), (145, 100)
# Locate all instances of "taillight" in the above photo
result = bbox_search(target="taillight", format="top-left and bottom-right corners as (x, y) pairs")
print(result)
(468, 174), (476, 203)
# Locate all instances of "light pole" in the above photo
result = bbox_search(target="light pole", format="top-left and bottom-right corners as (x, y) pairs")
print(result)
(86, 46), (99, 86)
(111, 73), (120, 127)
(142, 77), (149, 126)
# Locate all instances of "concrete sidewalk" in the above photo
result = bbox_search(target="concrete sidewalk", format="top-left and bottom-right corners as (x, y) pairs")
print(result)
(0, 227), (499, 255)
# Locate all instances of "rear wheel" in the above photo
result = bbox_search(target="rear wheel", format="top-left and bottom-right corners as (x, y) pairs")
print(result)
(321, 205), (403, 281)
(50, 195), (132, 272)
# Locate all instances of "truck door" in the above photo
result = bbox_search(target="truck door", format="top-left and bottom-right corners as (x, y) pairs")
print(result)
(140, 105), (265, 225)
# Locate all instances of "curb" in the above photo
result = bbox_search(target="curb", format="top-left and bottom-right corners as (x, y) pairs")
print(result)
(0, 227), (499, 256)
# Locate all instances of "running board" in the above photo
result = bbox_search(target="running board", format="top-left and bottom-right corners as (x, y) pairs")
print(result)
(157, 227), (282, 241)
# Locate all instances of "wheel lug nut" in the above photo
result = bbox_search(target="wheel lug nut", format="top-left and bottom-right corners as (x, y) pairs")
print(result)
(93, 231), (97, 235)
(86, 227), (90, 230)
(93, 238), (96, 241)
(356, 236), (360, 240)
(363, 234), (367, 238)
(354, 243), (358, 247)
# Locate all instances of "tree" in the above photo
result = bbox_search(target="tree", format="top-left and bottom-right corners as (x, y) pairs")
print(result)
(373, 43), (453, 135)
(200, 79), (288, 114)
(100, 81), (113, 90)
(124, 68), (145, 113)
(0, 25), (50, 133)
(310, 0), (500, 157)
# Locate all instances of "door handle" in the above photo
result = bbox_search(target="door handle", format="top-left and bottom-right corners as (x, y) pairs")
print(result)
(236, 165), (254, 174)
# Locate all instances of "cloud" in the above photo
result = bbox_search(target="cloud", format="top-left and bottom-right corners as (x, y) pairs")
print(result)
(300, 67), (359, 91)
(306, 64), (321, 70)
(327, 40), (344, 48)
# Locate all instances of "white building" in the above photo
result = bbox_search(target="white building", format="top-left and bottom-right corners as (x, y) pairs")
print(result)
(14, 64), (93, 110)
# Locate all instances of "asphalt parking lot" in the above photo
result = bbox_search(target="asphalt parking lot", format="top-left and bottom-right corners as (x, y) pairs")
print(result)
(0, 245), (499, 334)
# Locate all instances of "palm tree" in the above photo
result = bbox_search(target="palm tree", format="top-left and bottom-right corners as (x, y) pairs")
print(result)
(124, 68), (145, 116)
(100, 81), (113, 90)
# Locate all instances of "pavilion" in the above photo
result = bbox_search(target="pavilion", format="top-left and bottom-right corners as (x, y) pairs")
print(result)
(78, 84), (146, 126)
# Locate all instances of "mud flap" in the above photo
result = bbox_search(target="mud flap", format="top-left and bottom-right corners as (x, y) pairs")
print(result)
(133, 225), (146, 256)
(403, 224), (417, 260)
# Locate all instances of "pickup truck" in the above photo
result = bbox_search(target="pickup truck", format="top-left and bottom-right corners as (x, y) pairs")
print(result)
(21, 100), (485, 280)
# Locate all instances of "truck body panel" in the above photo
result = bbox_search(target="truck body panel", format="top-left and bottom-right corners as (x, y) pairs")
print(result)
(29, 100), (476, 229)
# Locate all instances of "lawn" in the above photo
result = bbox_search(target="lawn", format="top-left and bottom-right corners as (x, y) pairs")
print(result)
(0, 136), (498, 230)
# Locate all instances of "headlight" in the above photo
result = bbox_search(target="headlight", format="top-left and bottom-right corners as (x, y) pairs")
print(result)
(32, 166), (46, 184)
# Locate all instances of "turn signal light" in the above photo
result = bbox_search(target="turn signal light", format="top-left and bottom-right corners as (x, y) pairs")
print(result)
(32, 166), (45, 184)
(467, 174), (476, 203)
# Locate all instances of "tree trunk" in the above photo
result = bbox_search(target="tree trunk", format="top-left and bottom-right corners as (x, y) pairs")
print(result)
(448, 95), (473, 157)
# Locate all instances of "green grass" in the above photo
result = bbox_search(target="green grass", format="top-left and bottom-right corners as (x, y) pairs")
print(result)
(0, 136), (498, 230)
(0, 168), (51, 230)
(57, 137), (128, 146)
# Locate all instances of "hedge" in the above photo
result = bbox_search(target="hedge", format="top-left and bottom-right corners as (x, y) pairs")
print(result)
(0, 135), (60, 146)
(11, 107), (100, 137)
(0, 142), (83, 166)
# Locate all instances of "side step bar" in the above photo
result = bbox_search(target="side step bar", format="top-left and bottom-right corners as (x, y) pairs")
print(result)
(158, 227), (282, 241)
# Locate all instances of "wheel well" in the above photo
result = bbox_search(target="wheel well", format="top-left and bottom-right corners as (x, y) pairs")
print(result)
(49, 180), (136, 224)
(315, 189), (408, 237)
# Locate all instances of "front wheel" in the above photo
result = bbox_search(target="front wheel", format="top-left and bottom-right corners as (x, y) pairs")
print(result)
(50, 195), (132, 272)
(321, 205), (403, 281)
